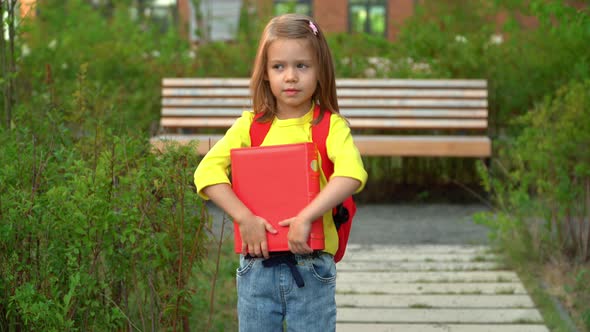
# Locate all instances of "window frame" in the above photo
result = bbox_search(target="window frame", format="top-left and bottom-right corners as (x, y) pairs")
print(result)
(348, 0), (388, 37)
(148, 3), (178, 34)
(273, 0), (313, 17)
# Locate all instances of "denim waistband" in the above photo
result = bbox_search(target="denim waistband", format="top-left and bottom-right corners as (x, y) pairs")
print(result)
(244, 251), (324, 288)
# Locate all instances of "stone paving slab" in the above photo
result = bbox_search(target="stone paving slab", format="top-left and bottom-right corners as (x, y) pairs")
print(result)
(337, 308), (544, 323)
(344, 252), (497, 262)
(336, 294), (536, 308)
(337, 271), (520, 283)
(337, 282), (527, 295)
(336, 323), (550, 332)
(345, 244), (491, 254)
(336, 244), (548, 331)
(336, 261), (504, 272)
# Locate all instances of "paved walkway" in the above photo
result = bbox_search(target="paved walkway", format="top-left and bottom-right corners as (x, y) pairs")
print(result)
(207, 203), (551, 331)
(336, 244), (549, 332)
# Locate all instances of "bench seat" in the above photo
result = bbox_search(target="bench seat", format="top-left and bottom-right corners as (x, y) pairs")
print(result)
(151, 134), (490, 157)
(151, 78), (492, 158)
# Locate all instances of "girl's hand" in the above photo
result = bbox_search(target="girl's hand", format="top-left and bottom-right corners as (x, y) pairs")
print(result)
(238, 213), (277, 259)
(278, 216), (313, 255)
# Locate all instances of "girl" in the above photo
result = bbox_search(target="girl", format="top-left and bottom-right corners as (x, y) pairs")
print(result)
(194, 14), (367, 332)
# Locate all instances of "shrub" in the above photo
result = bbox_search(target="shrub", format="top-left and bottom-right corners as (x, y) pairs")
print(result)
(1, 29), (209, 328)
(477, 79), (590, 262)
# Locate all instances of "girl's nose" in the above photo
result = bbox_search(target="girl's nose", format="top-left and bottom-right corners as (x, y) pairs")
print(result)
(285, 67), (297, 82)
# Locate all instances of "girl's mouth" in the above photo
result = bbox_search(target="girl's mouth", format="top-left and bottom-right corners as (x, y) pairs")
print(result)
(284, 89), (299, 96)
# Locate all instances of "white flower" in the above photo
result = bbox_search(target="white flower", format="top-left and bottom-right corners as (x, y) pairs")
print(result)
(48, 39), (57, 50)
(364, 67), (376, 78)
(412, 62), (431, 73)
(367, 57), (391, 71)
(151, 50), (160, 58)
(21, 44), (31, 57)
(187, 50), (196, 59)
(61, 63), (68, 70)
(454, 35), (467, 43)
(490, 34), (503, 45)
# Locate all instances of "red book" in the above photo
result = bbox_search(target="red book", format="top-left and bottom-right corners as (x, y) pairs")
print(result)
(230, 142), (325, 253)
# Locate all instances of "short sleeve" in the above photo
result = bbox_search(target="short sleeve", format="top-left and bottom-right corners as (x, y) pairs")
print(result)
(325, 115), (368, 193)
(194, 111), (254, 199)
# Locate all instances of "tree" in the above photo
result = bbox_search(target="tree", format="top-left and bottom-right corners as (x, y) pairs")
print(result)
(0, 0), (17, 129)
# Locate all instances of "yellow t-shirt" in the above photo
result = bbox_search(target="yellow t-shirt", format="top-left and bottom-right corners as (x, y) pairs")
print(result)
(194, 107), (368, 255)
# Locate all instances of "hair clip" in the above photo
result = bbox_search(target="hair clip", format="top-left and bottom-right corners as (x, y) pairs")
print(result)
(309, 21), (318, 36)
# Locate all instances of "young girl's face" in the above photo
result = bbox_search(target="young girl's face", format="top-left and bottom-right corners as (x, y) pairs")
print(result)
(266, 38), (318, 119)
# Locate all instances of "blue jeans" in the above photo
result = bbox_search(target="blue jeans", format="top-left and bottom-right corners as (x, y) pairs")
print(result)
(236, 252), (336, 332)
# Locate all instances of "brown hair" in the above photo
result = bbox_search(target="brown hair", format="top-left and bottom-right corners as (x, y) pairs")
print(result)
(250, 14), (339, 124)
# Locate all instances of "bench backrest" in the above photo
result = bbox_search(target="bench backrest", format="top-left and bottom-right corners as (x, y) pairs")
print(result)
(159, 78), (488, 134)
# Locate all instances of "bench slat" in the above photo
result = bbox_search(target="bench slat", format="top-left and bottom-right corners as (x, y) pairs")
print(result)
(161, 108), (488, 118)
(150, 134), (491, 157)
(163, 78), (250, 87)
(163, 98), (487, 108)
(354, 135), (491, 157)
(162, 88), (487, 98)
(163, 78), (487, 89)
(338, 79), (487, 88)
(160, 117), (488, 130)
(349, 118), (487, 129)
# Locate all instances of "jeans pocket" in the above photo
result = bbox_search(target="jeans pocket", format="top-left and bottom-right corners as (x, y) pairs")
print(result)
(236, 255), (255, 277)
(310, 253), (336, 283)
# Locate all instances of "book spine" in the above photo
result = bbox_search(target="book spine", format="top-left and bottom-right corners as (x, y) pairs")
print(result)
(307, 146), (320, 202)
(307, 144), (325, 249)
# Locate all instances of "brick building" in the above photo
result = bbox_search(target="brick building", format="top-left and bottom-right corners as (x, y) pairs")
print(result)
(253, 0), (415, 41)
(177, 0), (416, 42)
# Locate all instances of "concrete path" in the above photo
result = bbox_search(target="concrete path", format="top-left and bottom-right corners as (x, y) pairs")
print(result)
(336, 244), (549, 332)
(349, 204), (491, 245)
(206, 202), (550, 331)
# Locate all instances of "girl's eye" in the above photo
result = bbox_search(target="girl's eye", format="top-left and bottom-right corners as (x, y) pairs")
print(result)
(272, 64), (284, 70)
(297, 63), (308, 69)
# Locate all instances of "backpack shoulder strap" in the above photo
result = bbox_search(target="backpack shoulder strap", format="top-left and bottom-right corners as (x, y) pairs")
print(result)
(312, 106), (334, 179)
(249, 107), (333, 177)
(249, 113), (271, 147)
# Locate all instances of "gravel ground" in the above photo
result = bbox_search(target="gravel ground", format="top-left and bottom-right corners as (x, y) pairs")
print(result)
(350, 203), (490, 245)
(205, 202), (491, 246)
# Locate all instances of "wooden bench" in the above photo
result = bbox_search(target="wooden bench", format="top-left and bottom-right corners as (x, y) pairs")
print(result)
(150, 78), (491, 158)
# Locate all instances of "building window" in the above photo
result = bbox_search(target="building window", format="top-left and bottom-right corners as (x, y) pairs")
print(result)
(189, 0), (242, 42)
(274, 0), (312, 16)
(149, 0), (178, 34)
(349, 0), (386, 36)
(126, 0), (177, 34)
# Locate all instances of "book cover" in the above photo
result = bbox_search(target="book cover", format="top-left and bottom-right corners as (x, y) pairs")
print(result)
(230, 142), (325, 253)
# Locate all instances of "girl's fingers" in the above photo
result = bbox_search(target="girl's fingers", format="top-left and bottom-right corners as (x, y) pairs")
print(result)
(264, 221), (278, 233)
(260, 242), (270, 259)
(277, 218), (292, 227)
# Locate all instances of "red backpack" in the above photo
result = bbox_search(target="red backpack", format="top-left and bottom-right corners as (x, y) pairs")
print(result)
(249, 106), (357, 263)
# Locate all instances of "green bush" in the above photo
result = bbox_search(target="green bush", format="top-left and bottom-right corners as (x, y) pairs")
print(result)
(475, 78), (590, 330)
(15, 0), (194, 135)
(1, 2), (212, 329)
(0, 107), (209, 330)
(476, 78), (590, 262)
(395, 0), (590, 131)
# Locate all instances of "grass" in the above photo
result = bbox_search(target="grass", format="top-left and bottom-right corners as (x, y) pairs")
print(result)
(495, 288), (516, 295)
(495, 251), (589, 332)
(189, 219), (239, 332)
